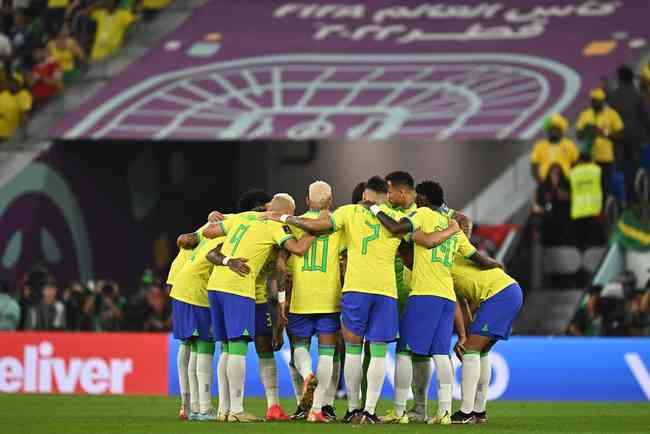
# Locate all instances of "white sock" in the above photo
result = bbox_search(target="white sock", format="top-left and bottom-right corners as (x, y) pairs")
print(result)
(460, 353), (481, 414)
(312, 353), (334, 412)
(289, 363), (303, 405)
(344, 346), (363, 412)
(217, 349), (230, 415)
(177, 343), (190, 408)
(474, 354), (491, 413)
(394, 353), (412, 417)
(197, 352), (214, 413)
(293, 345), (313, 379)
(324, 358), (340, 406)
(364, 354), (387, 415)
(258, 354), (279, 409)
(412, 357), (432, 417)
(433, 355), (453, 416)
(227, 354), (246, 414)
(188, 350), (199, 413)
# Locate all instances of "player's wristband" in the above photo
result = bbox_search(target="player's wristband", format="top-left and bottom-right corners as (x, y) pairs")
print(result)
(279, 214), (290, 223)
(369, 205), (381, 216)
(222, 256), (231, 266)
(278, 291), (286, 303)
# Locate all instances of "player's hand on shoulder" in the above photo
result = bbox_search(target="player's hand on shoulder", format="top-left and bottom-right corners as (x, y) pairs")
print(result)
(227, 257), (250, 276)
(448, 217), (460, 233)
(203, 223), (222, 239)
(207, 211), (225, 222)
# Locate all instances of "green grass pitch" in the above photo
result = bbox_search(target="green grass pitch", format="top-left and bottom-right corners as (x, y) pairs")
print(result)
(1, 395), (649, 434)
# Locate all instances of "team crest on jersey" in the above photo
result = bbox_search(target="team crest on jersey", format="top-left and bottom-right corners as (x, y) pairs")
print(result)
(282, 225), (291, 234)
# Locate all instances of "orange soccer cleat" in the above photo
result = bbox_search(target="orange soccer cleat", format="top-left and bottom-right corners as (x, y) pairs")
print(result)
(307, 410), (330, 423)
(265, 404), (290, 421)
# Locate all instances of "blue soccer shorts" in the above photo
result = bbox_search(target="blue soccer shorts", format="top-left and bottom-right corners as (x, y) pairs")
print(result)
(341, 292), (398, 342)
(208, 290), (255, 341)
(469, 283), (523, 341)
(171, 299), (213, 342)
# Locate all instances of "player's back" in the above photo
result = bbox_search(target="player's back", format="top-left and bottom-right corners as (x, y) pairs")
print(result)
(451, 256), (517, 306)
(289, 210), (344, 313)
(331, 203), (404, 298)
(207, 211), (294, 300)
(166, 222), (211, 286)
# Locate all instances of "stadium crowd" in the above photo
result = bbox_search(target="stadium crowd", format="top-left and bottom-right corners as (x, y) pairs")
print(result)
(530, 64), (650, 249)
(0, 264), (172, 332)
(0, 0), (171, 142)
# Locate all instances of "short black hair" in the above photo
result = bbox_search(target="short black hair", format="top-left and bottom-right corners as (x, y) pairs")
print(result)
(238, 188), (271, 212)
(351, 182), (366, 204)
(416, 181), (444, 207)
(385, 171), (415, 190)
(617, 65), (634, 84)
(365, 175), (388, 194)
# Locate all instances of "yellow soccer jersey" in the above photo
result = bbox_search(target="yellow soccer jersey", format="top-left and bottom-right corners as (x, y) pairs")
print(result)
(255, 250), (278, 305)
(451, 256), (517, 306)
(409, 207), (476, 301)
(288, 210), (344, 314)
(166, 222), (211, 286)
(330, 204), (406, 298)
(207, 212), (294, 300)
(170, 235), (225, 307)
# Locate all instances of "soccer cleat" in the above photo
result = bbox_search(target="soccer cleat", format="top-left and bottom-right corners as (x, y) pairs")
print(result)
(427, 412), (451, 425)
(194, 408), (219, 422)
(360, 411), (381, 424)
(265, 404), (290, 421)
(406, 408), (426, 423)
(291, 405), (308, 420)
(321, 405), (337, 422)
(216, 411), (228, 422)
(379, 409), (409, 424)
(307, 410), (330, 423)
(178, 405), (189, 420)
(228, 411), (262, 423)
(299, 373), (318, 409)
(451, 410), (475, 424)
(342, 409), (363, 424)
(473, 411), (488, 424)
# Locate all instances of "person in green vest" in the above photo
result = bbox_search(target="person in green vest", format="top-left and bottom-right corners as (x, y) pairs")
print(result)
(569, 153), (605, 249)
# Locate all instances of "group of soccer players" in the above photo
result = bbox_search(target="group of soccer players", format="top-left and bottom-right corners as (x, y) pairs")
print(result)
(165, 171), (523, 425)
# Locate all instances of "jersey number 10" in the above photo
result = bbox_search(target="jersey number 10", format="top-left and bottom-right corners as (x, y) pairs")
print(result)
(303, 235), (330, 272)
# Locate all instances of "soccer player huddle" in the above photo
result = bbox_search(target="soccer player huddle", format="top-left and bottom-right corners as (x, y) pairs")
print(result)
(166, 172), (523, 425)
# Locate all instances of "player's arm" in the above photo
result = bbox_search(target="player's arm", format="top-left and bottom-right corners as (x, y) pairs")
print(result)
(263, 212), (333, 234)
(397, 240), (414, 270)
(411, 218), (460, 249)
(205, 243), (251, 277)
(207, 210), (226, 222)
(281, 234), (316, 257)
(452, 211), (473, 238)
(176, 232), (199, 249)
(202, 222), (226, 239)
(453, 303), (467, 361)
(468, 251), (503, 270)
(273, 249), (290, 324)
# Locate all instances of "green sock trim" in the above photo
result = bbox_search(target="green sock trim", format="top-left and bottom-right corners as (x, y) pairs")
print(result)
(293, 341), (310, 349)
(196, 340), (215, 354)
(333, 352), (341, 362)
(397, 350), (412, 356)
(221, 342), (229, 354)
(190, 340), (198, 352)
(229, 340), (248, 356)
(463, 350), (481, 355)
(412, 355), (431, 362)
(345, 343), (363, 355)
(318, 345), (336, 357)
(369, 343), (388, 358)
(258, 351), (274, 359)
(480, 352), (490, 357)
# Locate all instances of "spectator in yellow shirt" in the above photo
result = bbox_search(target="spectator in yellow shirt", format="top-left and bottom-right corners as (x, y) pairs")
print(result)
(530, 113), (579, 182)
(576, 88), (624, 198)
(48, 25), (86, 84)
(0, 81), (21, 141)
(87, 0), (135, 61)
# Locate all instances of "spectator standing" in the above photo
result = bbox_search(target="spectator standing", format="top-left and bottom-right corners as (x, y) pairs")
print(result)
(30, 45), (63, 103)
(83, 280), (125, 331)
(569, 153), (605, 249)
(25, 280), (66, 331)
(576, 88), (623, 198)
(142, 285), (171, 332)
(532, 163), (572, 246)
(87, 0), (135, 61)
(530, 113), (579, 183)
(0, 280), (20, 331)
(608, 65), (650, 203)
(566, 285), (603, 336)
(47, 24), (84, 84)
(63, 281), (86, 330)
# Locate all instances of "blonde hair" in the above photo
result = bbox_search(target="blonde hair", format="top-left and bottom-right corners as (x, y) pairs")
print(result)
(272, 193), (295, 209)
(308, 180), (332, 207)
